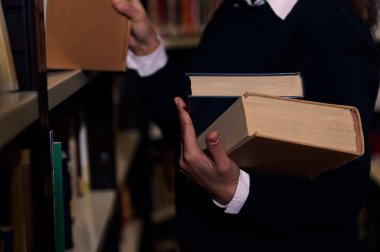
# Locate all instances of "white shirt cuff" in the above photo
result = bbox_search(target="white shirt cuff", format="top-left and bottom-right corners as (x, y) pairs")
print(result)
(126, 37), (168, 77)
(213, 170), (250, 214)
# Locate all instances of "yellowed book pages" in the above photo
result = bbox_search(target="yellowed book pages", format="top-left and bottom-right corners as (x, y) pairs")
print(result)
(0, 2), (18, 91)
(189, 73), (303, 97)
(196, 93), (363, 178)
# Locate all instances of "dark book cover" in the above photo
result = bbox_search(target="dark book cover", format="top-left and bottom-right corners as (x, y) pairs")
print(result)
(188, 96), (239, 136)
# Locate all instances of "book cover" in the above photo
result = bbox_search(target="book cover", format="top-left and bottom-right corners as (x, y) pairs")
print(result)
(45, 0), (130, 71)
(188, 96), (239, 135)
(196, 93), (364, 178)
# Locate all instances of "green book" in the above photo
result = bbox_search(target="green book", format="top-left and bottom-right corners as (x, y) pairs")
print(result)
(52, 142), (64, 252)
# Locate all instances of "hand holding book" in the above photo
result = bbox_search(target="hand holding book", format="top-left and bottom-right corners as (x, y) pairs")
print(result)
(112, 0), (160, 56)
(174, 97), (240, 205)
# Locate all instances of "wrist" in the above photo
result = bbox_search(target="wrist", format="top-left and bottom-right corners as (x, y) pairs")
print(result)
(133, 35), (160, 56)
(214, 180), (239, 205)
(212, 170), (250, 214)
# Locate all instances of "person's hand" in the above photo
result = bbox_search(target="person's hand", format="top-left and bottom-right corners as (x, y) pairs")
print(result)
(174, 97), (240, 205)
(111, 0), (160, 56)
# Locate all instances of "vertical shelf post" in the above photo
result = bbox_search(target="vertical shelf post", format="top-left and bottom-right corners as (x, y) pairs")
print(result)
(22, 0), (55, 251)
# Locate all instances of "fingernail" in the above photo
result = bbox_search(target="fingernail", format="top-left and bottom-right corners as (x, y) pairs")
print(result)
(208, 131), (219, 143)
(209, 136), (219, 144)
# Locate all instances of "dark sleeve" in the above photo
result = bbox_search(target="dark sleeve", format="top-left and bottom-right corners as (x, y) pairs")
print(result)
(237, 54), (379, 235)
(136, 59), (190, 146)
(135, 0), (232, 143)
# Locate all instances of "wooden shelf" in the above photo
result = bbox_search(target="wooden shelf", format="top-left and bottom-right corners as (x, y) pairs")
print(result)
(163, 35), (200, 49)
(47, 70), (97, 110)
(66, 190), (116, 252)
(0, 91), (38, 149)
(115, 129), (141, 188)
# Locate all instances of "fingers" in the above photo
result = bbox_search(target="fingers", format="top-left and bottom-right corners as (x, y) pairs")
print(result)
(174, 97), (198, 151)
(111, 0), (141, 20)
(206, 131), (230, 168)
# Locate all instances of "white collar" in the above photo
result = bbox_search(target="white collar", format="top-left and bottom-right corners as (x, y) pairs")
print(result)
(245, 0), (299, 20)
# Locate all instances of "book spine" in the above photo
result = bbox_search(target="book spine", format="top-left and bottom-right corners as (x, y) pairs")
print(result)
(147, 0), (221, 38)
(53, 142), (65, 252)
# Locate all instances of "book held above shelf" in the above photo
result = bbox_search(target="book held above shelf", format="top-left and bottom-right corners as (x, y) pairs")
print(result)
(45, 0), (130, 71)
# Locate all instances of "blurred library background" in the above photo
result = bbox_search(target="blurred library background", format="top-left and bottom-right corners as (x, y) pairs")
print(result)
(1, 0), (380, 252)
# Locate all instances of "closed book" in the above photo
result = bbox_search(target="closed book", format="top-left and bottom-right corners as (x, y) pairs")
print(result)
(196, 93), (364, 178)
(45, 0), (130, 71)
(188, 72), (304, 97)
(188, 72), (304, 135)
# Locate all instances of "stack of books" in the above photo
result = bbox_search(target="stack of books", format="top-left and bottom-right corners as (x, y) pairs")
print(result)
(188, 73), (363, 178)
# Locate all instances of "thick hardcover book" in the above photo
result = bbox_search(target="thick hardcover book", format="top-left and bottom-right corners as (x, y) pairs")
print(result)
(188, 72), (304, 135)
(188, 72), (304, 97)
(196, 93), (364, 178)
(45, 0), (130, 71)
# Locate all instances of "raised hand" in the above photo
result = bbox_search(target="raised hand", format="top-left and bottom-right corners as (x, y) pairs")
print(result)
(174, 97), (240, 205)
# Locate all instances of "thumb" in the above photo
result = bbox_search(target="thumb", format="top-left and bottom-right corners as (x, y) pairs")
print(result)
(206, 131), (229, 167)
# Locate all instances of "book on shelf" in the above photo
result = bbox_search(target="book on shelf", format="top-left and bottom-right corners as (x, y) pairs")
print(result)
(188, 72), (304, 135)
(11, 150), (33, 252)
(45, 0), (130, 71)
(52, 140), (65, 252)
(196, 93), (364, 178)
(0, 1), (18, 91)
(0, 149), (32, 252)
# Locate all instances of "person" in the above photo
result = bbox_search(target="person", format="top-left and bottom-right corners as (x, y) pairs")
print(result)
(112, 0), (380, 251)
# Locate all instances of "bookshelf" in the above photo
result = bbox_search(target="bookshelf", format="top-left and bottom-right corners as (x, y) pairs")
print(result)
(0, 70), (94, 149)
(47, 70), (97, 110)
(0, 92), (38, 149)
(0, 71), (136, 252)
(0, 1), (143, 252)
(145, 0), (222, 49)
